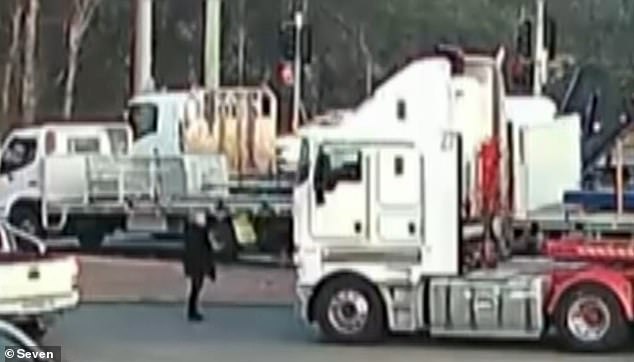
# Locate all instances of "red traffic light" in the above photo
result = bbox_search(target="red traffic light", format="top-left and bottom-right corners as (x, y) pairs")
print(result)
(277, 61), (294, 87)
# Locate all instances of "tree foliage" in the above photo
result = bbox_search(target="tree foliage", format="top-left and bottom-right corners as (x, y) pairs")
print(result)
(0, 0), (633, 123)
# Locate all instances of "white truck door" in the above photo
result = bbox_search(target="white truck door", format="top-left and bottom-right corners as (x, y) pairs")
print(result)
(374, 147), (422, 243)
(310, 144), (367, 240)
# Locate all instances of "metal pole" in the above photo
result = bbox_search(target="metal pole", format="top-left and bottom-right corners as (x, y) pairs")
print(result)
(616, 137), (624, 217)
(132, 0), (154, 96)
(291, 11), (303, 132)
(203, 0), (222, 89)
(532, 0), (545, 96)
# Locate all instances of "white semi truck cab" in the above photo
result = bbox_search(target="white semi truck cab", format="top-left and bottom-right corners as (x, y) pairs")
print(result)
(293, 52), (634, 352)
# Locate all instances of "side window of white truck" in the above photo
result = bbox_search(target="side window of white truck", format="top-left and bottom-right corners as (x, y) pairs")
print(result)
(296, 138), (310, 184)
(0, 137), (37, 175)
(68, 137), (100, 154)
(311, 143), (367, 239)
(128, 103), (158, 140)
(316, 145), (362, 185)
(313, 144), (363, 204)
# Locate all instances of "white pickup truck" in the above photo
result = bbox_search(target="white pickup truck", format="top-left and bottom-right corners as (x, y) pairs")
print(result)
(0, 220), (79, 340)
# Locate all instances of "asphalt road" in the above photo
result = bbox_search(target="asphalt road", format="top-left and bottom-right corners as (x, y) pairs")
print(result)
(43, 304), (633, 362)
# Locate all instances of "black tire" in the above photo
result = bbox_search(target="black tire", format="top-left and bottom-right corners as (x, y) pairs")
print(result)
(314, 275), (385, 344)
(78, 231), (105, 251)
(9, 206), (43, 237)
(554, 283), (630, 353)
(208, 219), (238, 262)
(17, 319), (47, 342)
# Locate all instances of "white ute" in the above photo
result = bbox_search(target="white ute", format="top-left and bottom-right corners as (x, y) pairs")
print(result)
(0, 221), (79, 339)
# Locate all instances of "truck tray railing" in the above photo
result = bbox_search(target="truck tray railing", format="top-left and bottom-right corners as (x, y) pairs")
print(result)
(42, 154), (293, 217)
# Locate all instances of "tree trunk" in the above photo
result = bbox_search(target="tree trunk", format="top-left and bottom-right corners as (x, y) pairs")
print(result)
(63, 0), (102, 118)
(63, 39), (80, 118)
(21, 0), (39, 125)
(2, 1), (25, 118)
(237, 0), (247, 85)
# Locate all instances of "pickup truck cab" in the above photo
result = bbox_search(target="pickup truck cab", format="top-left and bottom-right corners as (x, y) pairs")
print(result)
(0, 220), (80, 339)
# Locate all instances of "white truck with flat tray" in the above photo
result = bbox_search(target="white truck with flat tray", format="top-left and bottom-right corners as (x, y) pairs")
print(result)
(126, 85), (294, 258)
(41, 151), (292, 257)
(0, 121), (131, 240)
(0, 119), (292, 258)
(0, 221), (79, 340)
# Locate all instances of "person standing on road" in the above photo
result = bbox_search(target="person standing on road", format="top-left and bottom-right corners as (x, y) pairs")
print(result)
(183, 212), (216, 322)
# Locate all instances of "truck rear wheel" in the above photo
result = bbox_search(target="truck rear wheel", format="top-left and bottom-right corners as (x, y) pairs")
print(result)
(314, 276), (385, 343)
(554, 283), (630, 352)
(78, 231), (105, 251)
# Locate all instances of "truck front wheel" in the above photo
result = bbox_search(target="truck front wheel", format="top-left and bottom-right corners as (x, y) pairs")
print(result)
(554, 283), (630, 352)
(314, 276), (385, 344)
(17, 318), (47, 342)
(9, 206), (42, 237)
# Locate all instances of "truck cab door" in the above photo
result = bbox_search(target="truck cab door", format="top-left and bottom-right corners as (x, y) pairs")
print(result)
(374, 147), (422, 243)
(310, 144), (367, 240)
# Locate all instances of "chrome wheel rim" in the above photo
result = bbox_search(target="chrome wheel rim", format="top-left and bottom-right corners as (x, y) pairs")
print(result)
(566, 295), (611, 342)
(327, 289), (369, 335)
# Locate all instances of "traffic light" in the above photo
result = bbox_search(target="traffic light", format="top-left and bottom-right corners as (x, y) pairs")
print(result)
(516, 19), (533, 59)
(278, 22), (313, 63)
(277, 61), (294, 87)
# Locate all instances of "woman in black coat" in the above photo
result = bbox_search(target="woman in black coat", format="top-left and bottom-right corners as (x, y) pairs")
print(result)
(183, 212), (216, 322)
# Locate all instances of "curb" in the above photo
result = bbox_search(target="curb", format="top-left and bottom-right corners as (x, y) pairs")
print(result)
(80, 299), (294, 308)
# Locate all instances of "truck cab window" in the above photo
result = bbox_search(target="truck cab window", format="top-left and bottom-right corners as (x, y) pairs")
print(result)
(323, 145), (362, 183)
(296, 138), (310, 184)
(128, 103), (158, 140)
(0, 137), (37, 174)
(68, 138), (100, 154)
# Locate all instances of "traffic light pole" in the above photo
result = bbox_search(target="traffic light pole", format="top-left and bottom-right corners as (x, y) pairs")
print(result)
(533, 0), (546, 96)
(291, 11), (303, 132)
(203, 0), (222, 89)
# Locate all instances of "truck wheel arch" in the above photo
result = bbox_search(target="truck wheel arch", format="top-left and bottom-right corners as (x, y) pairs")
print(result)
(307, 271), (387, 324)
(547, 268), (634, 321)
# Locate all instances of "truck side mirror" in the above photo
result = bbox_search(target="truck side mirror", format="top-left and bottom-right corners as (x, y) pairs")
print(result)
(313, 151), (333, 205)
(545, 17), (557, 61)
(516, 19), (533, 59)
